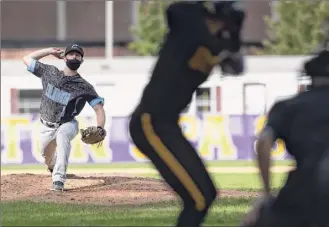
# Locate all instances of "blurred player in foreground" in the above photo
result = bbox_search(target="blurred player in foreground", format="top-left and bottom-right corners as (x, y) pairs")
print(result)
(242, 49), (329, 227)
(129, 1), (245, 227)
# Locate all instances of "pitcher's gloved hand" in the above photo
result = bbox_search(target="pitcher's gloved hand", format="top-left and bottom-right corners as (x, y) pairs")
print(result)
(80, 126), (106, 147)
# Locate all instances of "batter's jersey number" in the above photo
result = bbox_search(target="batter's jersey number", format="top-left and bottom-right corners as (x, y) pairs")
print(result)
(188, 46), (220, 74)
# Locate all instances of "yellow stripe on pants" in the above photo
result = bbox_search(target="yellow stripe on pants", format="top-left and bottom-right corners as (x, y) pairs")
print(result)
(141, 113), (206, 211)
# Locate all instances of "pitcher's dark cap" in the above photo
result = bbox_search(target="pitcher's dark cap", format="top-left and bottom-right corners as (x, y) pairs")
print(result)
(64, 44), (84, 57)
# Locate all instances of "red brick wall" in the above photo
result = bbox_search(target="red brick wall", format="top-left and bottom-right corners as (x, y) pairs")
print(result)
(1, 1), (271, 44)
(1, 1), (134, 43)
(1, 47), (136, 60)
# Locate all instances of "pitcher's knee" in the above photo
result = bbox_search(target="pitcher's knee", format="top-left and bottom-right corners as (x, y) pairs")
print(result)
(40, 149), (46, 157)
(56, 133), (71, 144)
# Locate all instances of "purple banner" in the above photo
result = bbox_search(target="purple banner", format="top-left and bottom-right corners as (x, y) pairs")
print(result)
(1, 114), (291, 164)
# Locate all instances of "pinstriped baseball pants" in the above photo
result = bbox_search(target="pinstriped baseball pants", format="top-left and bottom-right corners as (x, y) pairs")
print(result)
(39, 119), (79, 183)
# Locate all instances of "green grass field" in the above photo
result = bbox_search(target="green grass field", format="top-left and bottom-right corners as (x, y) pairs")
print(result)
(1, 160), (292, 226)
(1, 160), (294, 170)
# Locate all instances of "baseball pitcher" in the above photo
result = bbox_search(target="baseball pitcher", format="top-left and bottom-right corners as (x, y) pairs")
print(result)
(22, 44), (107, 191)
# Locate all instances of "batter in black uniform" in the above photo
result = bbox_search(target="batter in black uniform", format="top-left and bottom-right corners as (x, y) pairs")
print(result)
(242, 49), (329, 227)
(129, 1), (245, 227)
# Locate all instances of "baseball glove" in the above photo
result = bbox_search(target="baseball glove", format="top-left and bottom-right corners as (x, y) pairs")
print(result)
(80, 126), (106, 147)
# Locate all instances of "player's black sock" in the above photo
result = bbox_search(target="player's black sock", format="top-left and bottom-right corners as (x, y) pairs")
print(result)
(175, 196), (215, 227)
(176, 205), (209, 227)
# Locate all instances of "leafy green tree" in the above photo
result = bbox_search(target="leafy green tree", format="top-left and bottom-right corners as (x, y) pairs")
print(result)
(261, 0), (329, 55)
(128, 1), (175, 56)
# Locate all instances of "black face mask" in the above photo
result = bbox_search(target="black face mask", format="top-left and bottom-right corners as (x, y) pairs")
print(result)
(66, 59), (82, 71)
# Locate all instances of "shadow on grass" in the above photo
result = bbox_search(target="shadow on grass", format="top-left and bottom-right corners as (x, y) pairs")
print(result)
(1, 196), (253, 208)
(2, 198), (253, 226)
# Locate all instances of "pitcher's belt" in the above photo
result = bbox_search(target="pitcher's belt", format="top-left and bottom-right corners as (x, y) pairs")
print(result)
(40, 118), (62, 128)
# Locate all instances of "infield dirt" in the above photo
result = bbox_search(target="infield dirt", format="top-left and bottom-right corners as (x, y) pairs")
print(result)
(1, 170), (268, 206)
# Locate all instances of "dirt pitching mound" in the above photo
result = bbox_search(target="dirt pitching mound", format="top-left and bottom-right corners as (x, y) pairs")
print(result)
(1, 173), (258, 206)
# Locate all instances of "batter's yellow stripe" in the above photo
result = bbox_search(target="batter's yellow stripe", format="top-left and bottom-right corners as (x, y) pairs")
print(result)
(141, 113), (206, 211)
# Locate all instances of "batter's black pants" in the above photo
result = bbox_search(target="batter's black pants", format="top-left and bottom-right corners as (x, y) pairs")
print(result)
(246, 154), (329, 227)
(129, 111), (217, 227)
(247, 198), (329, 227)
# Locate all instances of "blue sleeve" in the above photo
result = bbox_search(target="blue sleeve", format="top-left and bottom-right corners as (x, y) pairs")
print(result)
(88, 97), (105, 108)
(27, 59), (37, 73)
(26, 59), (52, 78)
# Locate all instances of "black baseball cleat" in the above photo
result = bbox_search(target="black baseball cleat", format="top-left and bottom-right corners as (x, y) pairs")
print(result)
(50, 181), (64, 192)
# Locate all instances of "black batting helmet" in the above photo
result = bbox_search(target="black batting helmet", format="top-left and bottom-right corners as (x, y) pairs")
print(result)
(303, 49), (329, 78)
(198, 1), (245, 32)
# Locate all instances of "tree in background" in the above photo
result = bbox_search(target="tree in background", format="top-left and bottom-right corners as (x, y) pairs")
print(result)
(261, 0), (329, 55)
(128, 1), (174, 56)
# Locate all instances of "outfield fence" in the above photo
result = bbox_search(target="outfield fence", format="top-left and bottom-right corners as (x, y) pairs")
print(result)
(1, 114), (292, 164)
